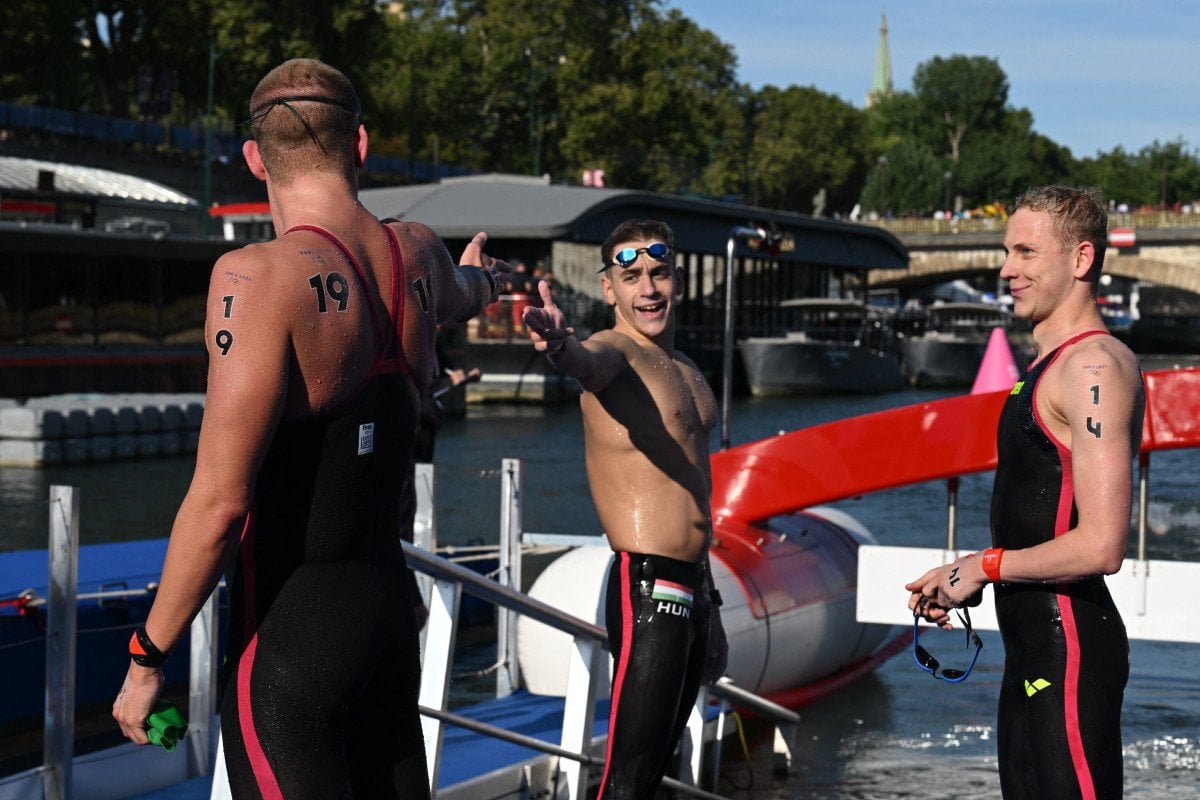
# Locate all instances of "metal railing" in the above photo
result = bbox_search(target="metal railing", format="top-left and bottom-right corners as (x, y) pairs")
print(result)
(409, 458), (799, 799)
(8, 463), (801, 800)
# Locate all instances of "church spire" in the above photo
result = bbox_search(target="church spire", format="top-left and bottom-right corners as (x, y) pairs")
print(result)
(867, 11), (893, 107)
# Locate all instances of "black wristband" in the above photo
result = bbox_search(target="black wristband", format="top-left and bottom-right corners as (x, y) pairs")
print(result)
(129, 625), (170, 668)
(709, 590), (723, 607)
(458, 264), (496, 298)
(477, 265), (497, 295)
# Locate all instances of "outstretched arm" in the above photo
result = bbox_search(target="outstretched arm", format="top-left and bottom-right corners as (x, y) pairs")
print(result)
(523, 280), (623, 393)
(394, 223), (512, 325)
(450, 231), (512, 321)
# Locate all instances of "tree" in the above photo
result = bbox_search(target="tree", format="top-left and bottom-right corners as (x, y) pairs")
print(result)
(1141, 139), (1200, 207)
(747, 85), (870, 214)
(556, 5), (740, 191)
(1075, 139), (1200, 208)
(956, 108), (1073, 206)
(78, 0), (215, 119)
(861, 140), (944, 216)
(0, 0), (90, 109)
(208, 0), (391, 126)
(696, 84), (757, 203)
(912, 55), (1008, 164)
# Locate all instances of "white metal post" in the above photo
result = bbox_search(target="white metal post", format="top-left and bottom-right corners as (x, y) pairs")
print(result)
(419, 576), (461, 795)
(558, 635), (602, 800)
(188, 586), (221, 778)
(413, 461), (437, 655)
(497, 458), (523, 697)
(44, 485), (80, 800)
(677, 686), (707, 786)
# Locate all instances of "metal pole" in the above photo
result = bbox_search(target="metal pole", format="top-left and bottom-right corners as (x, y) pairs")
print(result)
(203, 40), (216, 237)
(720, 226), (765, 450)
(525, 50), (538, 176)
(498, 458), (523, 697)
(413, 461), (437, 659)
(188, 587), (221, 778)
(44, 485), (79, 800)
(945, 476), (959, 552)
(1137, 452), (1149, 561)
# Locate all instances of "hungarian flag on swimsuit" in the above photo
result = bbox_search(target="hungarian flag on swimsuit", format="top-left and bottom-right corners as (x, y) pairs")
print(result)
(651, 579), (693, 608)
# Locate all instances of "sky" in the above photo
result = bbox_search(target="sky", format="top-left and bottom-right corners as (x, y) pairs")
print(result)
(668, 1), (1200, 159)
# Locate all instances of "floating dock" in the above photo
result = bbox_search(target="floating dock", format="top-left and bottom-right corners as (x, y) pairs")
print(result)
(0, 393), (204, 467)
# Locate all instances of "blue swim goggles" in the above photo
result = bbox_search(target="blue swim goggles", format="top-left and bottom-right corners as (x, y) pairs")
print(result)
(912, 607), (982, 683)
(600, 242), (672, 272)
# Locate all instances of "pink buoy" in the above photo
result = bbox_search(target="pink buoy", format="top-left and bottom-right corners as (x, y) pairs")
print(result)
(970, 326), (1020, 394)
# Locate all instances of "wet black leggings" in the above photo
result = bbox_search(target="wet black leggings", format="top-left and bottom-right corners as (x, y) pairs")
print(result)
(995, 584), (1128, 800)
(220, 561), (429, 799)
(597, 552), (710, 800)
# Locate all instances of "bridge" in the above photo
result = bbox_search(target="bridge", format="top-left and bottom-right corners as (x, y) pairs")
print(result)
(866, 214), (1200, 296)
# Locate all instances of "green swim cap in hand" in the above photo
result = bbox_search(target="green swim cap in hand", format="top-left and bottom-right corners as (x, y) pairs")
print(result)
(146, 700), (188, 751)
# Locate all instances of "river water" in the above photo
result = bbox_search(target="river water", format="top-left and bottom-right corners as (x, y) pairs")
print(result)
(2, 378), (1198, 799)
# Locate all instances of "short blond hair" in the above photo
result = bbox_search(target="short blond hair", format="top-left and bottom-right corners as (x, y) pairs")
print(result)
(247, 59), (360, 184)
(1014, 185), (1108, 278)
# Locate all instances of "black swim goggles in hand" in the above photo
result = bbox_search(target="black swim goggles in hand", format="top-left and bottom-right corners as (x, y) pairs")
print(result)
(600, 242), (672, 271)
(912, 607), (983, 683)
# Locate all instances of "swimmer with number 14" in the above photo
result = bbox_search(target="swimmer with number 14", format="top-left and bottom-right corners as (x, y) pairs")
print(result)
(906, 186), (1145, 800)
(523, 219), (728, 800)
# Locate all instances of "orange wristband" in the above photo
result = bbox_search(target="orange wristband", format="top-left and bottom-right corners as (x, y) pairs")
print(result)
(981, 548), (1005, 583)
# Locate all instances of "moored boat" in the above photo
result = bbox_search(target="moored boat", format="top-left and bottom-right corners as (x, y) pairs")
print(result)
(738, 298), (903, 396)
(897, 302), (1022, 387)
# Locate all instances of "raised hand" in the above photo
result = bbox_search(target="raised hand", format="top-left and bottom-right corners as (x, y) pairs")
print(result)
(523, 279), (574, 355)
(459, 231), (513, 304)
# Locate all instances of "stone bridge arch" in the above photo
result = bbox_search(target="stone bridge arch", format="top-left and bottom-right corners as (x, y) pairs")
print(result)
(868, 230), (1200, 295)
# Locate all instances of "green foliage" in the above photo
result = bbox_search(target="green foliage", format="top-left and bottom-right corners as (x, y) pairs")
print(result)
(866, 54), (1150, 214)
(5, 2), (1198, 214)
(863, 140), (944, 215)
(555, 6), (740, 191)
(955, 109), (1073, 206)
(0, 0), (91, 108)
(747, 86), (870, 213)
(912, 55), (1008, 163)
(1075, 139), (1200, 208)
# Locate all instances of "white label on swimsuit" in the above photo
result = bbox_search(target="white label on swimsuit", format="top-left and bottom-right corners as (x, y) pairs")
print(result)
(358, 422), (375, 455)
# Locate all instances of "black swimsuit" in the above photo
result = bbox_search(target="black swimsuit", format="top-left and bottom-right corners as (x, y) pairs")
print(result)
(219, 224), (430, 799)
(598, 551), (712, 800)
(990, 330), (1128, 800)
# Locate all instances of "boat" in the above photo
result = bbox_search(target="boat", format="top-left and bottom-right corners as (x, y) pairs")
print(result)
(738, 298), (904, 396)
(1119, 283), (1200, 354)
(1096, 296), (1134, 335)
(897, 302), (1021, 387)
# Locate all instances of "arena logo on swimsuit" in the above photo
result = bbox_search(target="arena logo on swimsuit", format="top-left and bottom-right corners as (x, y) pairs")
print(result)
(651, 579), (692, 619)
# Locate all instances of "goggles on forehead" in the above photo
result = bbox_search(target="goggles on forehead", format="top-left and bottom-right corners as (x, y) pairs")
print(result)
(599, 242), (672, 272)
